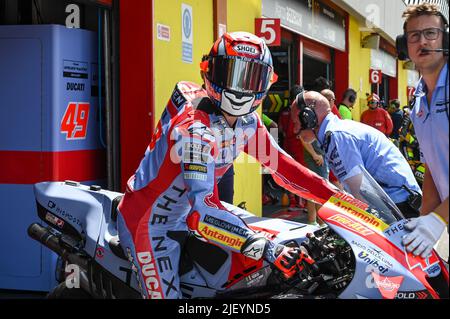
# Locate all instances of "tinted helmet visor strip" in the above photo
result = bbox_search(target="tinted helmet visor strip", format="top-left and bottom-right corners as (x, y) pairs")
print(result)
(204, 55), (273, 93)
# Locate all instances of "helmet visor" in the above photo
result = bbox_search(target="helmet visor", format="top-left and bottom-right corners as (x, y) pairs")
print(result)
(206, 56), (273, 93)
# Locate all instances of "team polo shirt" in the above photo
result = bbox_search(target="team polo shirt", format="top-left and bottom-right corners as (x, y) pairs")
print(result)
(410, 63), (449, 201)
(317, 113), (421, 203)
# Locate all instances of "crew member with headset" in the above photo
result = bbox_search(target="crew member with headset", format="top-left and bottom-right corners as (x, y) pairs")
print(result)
(338, 88), (357, 120)
(290, 90), (422, 220)
(396, 3), (449, 259)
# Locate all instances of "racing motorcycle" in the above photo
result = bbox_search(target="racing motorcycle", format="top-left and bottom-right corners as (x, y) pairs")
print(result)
(28, 166), (448, 299)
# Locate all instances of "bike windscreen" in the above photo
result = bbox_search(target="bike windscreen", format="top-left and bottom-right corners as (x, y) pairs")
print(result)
(340, 165), (404, 225)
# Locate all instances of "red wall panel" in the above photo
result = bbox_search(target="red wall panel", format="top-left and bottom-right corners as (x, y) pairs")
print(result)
(119, 0), (154, 191)
(389, 61), (399, 100)
(334, 14), (349, 104)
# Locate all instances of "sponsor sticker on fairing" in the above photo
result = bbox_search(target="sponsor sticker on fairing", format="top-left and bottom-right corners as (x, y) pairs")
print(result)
(395, 290), (431, 299)
(358, 251), (391, 274)
(45, 212), (65, 228)
(245, 270), (265, 286)
(96, 247), (105, 259)
(371, 272), (404, 299)
(197, 222), (246, 250)
(351, 240), (394, 269)
(425, 264), (441, 277)
(331, 192), (368, 210)
(326, 194), (389, 232)
(328, 214), (374, 236)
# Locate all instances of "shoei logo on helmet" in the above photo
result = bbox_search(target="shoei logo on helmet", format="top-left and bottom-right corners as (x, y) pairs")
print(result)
(233, 44), (260, 56)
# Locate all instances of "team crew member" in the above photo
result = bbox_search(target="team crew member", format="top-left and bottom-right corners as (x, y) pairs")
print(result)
(338, 88), (357, 120)
(361, 93), (394, 136)
(117, 32), (338, 299)
(290, 91), (422, 219)
(321, 89), (342, 120)
(398, 3), (449, 258)
(388, 99), (404, 141)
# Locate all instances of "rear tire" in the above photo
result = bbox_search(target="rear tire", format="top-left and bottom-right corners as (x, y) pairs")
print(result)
(47, 282), (91, 299)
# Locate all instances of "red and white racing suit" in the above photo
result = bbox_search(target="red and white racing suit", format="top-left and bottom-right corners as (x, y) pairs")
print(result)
(117, 81), (336, 299)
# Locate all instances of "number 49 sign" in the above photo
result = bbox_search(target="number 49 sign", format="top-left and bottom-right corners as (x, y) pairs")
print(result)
(60, 102), (90, 140)
(255, 18), (281, 46)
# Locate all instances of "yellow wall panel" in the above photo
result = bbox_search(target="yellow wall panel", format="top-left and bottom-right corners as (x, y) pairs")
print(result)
(348, 16), (372, 121)
(153, 0), (214, 121)
(348, 16), (410, 117)
(227, 0), (261, 33)
(397, 63), (409, 108)
(227, 0), (263, 215)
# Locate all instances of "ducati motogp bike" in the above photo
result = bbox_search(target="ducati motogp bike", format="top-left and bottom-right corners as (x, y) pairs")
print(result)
(28, 165), (448, 299)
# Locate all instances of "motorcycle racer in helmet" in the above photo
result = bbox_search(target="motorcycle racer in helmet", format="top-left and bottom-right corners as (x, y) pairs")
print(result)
(201, 31), (277, 117)
(117, 31), (338, 299)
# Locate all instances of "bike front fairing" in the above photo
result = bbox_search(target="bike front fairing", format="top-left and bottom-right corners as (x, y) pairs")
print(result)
(318, 165), (447, 299)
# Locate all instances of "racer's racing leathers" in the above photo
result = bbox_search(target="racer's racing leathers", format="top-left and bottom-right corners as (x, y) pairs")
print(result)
(117, 81), (337, 299)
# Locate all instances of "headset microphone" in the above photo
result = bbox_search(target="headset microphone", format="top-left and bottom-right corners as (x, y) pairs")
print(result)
(421, 48), (449, 54)
(396, 11), (449, 60)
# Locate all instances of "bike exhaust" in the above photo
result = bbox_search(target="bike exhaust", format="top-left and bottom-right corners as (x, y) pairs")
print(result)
(27, 223), (88, 269)
(28, 223), (141, 299)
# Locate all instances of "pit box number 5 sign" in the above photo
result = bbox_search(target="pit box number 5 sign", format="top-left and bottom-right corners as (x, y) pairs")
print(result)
(255, 18), (281, 46)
